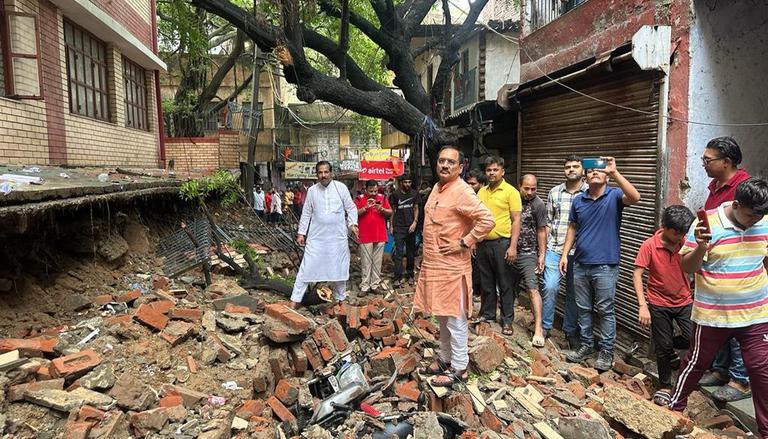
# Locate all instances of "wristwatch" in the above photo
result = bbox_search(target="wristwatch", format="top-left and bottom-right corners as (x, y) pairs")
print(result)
(459, 238), (468, 248)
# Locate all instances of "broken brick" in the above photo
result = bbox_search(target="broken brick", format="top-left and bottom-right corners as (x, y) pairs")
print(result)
(480, 408), (504, 433)
(64, 420), (93, 439)
(469, 336), (505, 374)
(396, 353), (418, 375)
(312, 327), (337, 361)
(301, 339), (324, 370)
(323, 319), (349, 352)
(186, 356), (197, 374)
(134, 304), (169, 331)
(396, 380), (420, 402)
(444, 394), (478, 428)
(152, 275), (170, 291)
(94, 294), (113, 306)
(237, 400), (266, 418)
(625, 377), (651, 400)
(159, 395), (184, 407)
(347, 306), (361, 329)
(274, 379), (300, 406)
(116, 289), (142, 303)
(382, 335), (397, 346)
(564, 380), (586, 400)
(369, 322), (395, 339)
(159, 321), (195, 346)
(168, 307), (203, 322)
(224, 303), (251, 314)
(359, 326), (371, 340)
(130, 405), (187, 433)
(288, 343), (308, 373)
(568, 365), (600, 388)
(51, 350), (101, 379)
(78, 405), (106, 422)
(161, 384), (207, 408)
(149, 300), (174, 315)
(266, 303), (313, 332)
(0, 337), (58, 355)
(104, 315), (132, 326)
(699, 414), (735, 430)
(266, 396), (296, 423)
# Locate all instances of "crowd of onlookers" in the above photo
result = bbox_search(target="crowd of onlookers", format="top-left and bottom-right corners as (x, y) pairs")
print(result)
(252, 183), (306, 223)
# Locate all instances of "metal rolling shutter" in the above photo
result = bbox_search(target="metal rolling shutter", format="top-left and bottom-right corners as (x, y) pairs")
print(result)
(520, 68), (661, 344)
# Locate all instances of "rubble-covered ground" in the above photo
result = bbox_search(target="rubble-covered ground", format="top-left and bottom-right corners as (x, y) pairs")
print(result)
(0, 201), (752, 439)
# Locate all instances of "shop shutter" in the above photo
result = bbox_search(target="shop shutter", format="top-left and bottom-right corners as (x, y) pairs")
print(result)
(519, 67), (662, 345)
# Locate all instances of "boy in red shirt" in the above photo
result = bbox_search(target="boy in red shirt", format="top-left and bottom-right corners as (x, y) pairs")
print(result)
(633, 205), (696, 406)
(354, 180), (392, 296)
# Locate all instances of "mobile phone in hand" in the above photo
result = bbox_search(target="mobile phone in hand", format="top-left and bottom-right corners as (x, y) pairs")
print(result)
(581, 157), (606, 170)
(697, 209), (711, 234)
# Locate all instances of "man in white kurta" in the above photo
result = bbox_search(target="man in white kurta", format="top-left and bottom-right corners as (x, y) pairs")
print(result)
(290, 161), (359, 307)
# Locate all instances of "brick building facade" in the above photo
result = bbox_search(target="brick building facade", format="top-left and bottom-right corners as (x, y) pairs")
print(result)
(0, 0), (166, 167)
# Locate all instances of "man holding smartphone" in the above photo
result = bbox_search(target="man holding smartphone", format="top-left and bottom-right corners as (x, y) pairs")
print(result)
(355, 180), (392, 296)
(560, 156), (641, 371)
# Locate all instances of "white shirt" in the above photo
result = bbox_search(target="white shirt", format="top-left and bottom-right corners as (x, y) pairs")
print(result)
(271, 192), (282, 214)
(253, 190), (265, 211)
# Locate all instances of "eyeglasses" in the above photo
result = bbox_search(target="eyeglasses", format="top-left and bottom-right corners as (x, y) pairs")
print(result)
(701, 156), (724, 165)
(437, 158), (459, 167)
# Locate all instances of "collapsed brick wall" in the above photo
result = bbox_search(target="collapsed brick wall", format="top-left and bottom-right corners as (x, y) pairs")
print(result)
(165, 129), (242, 172)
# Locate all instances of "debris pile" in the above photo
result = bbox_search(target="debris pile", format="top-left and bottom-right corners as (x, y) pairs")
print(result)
(0, 227), (751, 438)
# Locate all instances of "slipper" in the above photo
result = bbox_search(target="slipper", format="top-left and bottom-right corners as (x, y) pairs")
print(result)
(699, 371), (728, 387)
(417, 361), (446, 375)
(712, 384), (752, 402)
(531, 335), (545, 348)
(652, 390), (671, 406)
(431, 368), (468, 387)
(502, 325), (514, 336)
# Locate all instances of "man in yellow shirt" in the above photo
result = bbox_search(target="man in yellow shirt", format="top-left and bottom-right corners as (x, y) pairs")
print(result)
(476, 156), (522, 335)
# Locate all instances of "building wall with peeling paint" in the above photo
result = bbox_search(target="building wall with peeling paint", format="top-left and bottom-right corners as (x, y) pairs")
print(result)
(684, 0), (768, 208)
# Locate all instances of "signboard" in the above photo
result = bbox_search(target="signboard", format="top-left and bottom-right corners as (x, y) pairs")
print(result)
(358, 159), (404, 181)
(362, 148), (397, 161)
(284, 160), (361, 180)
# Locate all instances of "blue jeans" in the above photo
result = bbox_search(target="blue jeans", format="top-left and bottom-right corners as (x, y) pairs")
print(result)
(542, 250), (578, 335)
(573, 263), (620, 353)
(712, 338), (750, 385)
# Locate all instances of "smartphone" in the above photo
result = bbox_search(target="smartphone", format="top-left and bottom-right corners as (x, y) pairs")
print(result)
(697, 209), (711, 234)
(581, 157), (606, 170)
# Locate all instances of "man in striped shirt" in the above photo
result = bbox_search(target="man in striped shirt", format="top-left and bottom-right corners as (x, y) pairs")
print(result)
(669, 178), (768, 437)
(542, 155), (588, 348)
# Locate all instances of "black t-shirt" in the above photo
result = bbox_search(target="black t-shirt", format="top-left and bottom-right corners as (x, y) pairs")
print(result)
(390, 189), (421, 231)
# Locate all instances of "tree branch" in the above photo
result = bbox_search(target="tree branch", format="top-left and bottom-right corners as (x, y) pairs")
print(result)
(411, 37), (442, 59)
(338, 0), (350, 79)
(208, 72), (253, 114)
(317, 0), (391, 49)
(403, 0), (436, 32)
(198, 30), (246, 107)
(302, 28), (385, 92)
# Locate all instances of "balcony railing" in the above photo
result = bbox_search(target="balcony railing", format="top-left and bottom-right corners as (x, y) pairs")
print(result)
(453, 67), (477, 111)
(278, 145), (319, 163)
(530, 0), (585, 31)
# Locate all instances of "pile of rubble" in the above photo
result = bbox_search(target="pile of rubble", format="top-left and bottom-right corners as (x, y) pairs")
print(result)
(0, 267), (752, 439)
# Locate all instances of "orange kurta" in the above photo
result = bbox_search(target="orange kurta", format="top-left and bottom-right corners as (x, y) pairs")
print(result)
(414, 178), (495, 318)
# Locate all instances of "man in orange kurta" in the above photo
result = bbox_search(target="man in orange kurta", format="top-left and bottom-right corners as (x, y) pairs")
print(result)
(414, 145), (495, 385)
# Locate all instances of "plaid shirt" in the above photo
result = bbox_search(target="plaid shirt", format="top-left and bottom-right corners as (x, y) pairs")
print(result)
(546, 182), (588, 254)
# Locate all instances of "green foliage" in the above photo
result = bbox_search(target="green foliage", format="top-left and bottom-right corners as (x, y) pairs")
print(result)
(179, 170), (240, 206)
(230, 240), (264, 268)
(351, 113), (381, 146)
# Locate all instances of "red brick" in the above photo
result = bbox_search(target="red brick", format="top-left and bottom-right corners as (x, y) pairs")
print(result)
(149, 300), (174, 315)
(444, 394), (478, 427)
(382, 335), (397, 346)
(8, 378), (65, 402)
(168, 307), (203, 322)
(266, 303), (312, 332)
(302, 339), (324, 370)
(288, 343), (308, 373)
(78, 405), (106, 422)
(568, 365), (600, 388)
(236, 400), (265, 418)
(359, 306), (370, 320)
(134, 304), (169, 331)
(51, 350), (101, 378)
(94, 294), (113, 306)
(346, 306), (361, 329)
(266, 396), (296, 423)
(159, 395), (184, 407)
(625, 377), (651, 400)
(224, 304), (250, 314)
(161, 384), (208, 408)
(152, 275), (170, 291)
(187, 356), (197, 374)
(64, 420), (93, 439)
(565, 380), (586, 400)
(0, 337), (58, 355)
(480, 409), (504, 432)
(372, 346), (408, 360)
(414, 319), (438, 334)
(323, 320), (349, 352)
(274, 379), (299, 406)
(312, 327), (337, 361)
(104, 315), (132, 326)
(396, 354), (418, 375)
(159, 321), (195, 346)
(37, 365), (53, 380)
(395, 338), (409, 348)
(116, 289), (142, 303)
(66, 379), (81, 391)
(359, 326), (371, 340)
(428, 393), (443, 412)
(395, 380), (420, 402)
(370, 323), (394, 339)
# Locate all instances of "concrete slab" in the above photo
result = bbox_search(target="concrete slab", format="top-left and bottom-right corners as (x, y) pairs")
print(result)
(700, 385), (757, 435)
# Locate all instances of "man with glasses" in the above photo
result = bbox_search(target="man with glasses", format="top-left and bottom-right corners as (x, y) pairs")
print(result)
(414, 146), (495, 387)
(698, 136), (753, 403)
(560, 157), (641, 371)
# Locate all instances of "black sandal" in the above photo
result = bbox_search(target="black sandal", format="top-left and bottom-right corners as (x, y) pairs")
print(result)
(432, 368), (468, 387)
(417, 361), (446, 375)
(653, 389), (671, 406)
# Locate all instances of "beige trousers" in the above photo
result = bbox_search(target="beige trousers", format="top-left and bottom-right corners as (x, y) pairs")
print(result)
(359, 242), (385, 292)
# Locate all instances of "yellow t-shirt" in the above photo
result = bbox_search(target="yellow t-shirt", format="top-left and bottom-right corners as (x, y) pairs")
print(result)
(477, 180), (522, 240)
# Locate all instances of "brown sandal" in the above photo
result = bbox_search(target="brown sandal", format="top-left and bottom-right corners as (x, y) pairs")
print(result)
(502, 324), (514, 336)
(417, 361), (446, 375)
(432, 368), (468, 387)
